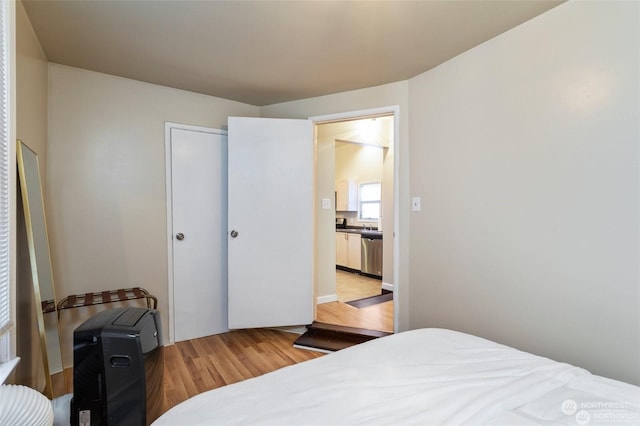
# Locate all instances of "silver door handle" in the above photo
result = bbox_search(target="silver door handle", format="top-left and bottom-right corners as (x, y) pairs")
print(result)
(176, 233), (184, 240)
(230, 230), (239, 238)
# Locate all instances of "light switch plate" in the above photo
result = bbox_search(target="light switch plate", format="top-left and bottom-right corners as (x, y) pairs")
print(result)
(321, 198), (331, 209)
(411, 196), (421, 212)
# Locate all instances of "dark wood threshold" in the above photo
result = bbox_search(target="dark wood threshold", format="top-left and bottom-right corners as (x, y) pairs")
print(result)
(293, 321), (392, 352)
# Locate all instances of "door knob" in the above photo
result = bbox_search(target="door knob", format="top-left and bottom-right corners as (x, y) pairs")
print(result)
(230, 230), (239, 238)
(176, 233), (184, 240)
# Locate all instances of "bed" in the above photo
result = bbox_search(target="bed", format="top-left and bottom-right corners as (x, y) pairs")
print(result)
(153, 328), (640, 425)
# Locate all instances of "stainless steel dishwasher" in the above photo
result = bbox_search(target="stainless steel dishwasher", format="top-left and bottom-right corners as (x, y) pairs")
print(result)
(361, 232), (383, 278)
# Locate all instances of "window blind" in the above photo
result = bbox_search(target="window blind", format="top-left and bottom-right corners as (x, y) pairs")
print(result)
(0, 0), (11, 336)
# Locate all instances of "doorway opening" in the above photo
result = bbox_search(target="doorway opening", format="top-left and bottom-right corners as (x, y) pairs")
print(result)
(312, 109), (396, 334)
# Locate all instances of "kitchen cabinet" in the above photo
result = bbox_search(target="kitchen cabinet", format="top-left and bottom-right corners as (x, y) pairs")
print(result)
(336, 179), (357, 211)
(336, 231), (361, 271)
(336, 232), (348, 267)
(347, 233), (362, 270)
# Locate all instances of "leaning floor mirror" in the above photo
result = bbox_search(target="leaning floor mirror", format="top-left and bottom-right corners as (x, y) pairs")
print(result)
(17, 140), (66, 398)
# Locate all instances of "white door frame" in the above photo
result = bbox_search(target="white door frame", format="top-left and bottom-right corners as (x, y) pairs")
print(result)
(164, 122), (227, 345)
(310, 105), (401, 333)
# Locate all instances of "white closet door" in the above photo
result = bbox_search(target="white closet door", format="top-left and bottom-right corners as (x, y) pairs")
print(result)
(170, 127), (228, 342)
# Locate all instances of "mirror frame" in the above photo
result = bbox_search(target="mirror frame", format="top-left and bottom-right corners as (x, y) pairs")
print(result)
(16, 140), (64, 398)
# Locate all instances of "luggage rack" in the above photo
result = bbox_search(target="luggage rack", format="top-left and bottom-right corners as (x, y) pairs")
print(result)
(56, 287), (157, 317)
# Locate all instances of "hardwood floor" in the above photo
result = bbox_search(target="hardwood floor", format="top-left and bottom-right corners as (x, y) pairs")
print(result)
(56, 275), (392, 418)
(163, 329), (323, 413)
(62, 321), (396, 419)
(316, 300), (393, 333)
(316, 269), (394, 333)
(58, 329), (324, 417)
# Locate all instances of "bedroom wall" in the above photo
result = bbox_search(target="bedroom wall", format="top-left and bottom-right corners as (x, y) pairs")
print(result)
(47, 64), (259, 355)
(16, 1), (46, 168)
(12, 0), (48, 391)
(408, 0), (639, 385)
(261, 81), (410, 331)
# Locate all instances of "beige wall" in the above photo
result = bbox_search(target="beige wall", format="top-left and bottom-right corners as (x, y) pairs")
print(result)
(13, 0), (48, 391)
(408, 0), (639, 384)
(47, 64), (259, 351)
(16, 1), (46, 171)
(335, 142), (383, 190)
(261, 81), (410, 331)
(335, 142), (383, 227)
(313, 126), (336, 302)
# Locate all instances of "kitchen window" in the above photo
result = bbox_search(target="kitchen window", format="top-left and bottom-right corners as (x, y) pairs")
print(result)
(358, 182), (381, 221)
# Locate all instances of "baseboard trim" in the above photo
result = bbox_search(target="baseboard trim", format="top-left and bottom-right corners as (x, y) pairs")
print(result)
(316, 294), (338, 304)
(382, 282), (394, 292)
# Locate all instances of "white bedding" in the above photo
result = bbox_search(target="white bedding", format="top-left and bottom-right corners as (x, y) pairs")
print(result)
(154, 329), (640, 425)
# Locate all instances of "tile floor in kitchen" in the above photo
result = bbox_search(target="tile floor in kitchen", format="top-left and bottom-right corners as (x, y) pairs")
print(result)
(335, 269), (383, 302)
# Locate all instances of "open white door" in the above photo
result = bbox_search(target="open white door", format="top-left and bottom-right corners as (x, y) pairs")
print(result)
(228, 117), (314, 329)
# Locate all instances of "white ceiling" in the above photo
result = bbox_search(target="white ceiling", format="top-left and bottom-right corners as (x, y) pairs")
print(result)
(22, 0), (563, 106)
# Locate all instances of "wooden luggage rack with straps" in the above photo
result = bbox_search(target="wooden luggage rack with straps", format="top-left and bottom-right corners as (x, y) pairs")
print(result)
(56, 287), (157, 317)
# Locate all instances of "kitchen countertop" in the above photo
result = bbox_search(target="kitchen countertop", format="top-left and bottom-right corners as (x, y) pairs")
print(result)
(336, 227), (383, 239)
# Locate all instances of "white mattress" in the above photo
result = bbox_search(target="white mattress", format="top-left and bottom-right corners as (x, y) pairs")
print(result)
(154, 328), (640, 425)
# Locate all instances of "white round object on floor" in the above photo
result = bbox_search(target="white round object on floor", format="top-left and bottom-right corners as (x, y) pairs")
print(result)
(0, 384), (54, 426)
